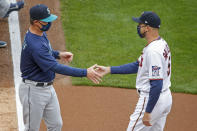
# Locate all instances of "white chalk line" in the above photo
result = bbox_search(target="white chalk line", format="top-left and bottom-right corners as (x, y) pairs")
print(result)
(8, 0), (24, 130)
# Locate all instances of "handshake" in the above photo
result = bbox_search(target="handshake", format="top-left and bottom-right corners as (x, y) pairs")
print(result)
(87, 64), (110, 84)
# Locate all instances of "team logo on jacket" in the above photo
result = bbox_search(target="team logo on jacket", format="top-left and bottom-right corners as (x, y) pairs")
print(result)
(152, 66), (161, 76)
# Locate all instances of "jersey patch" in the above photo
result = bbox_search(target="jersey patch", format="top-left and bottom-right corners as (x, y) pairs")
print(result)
(152, 66), (161, 76)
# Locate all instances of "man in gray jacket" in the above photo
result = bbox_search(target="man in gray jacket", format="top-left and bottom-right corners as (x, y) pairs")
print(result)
(0, 0), (24, 47)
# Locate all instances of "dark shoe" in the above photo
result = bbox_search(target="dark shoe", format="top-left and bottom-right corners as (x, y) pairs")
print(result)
(3, 1), (24, 18)
(0, 41), (7, 48)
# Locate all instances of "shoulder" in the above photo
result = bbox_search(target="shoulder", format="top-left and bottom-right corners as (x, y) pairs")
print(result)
(146, 38), (167, 54)
(25, 32), (46, 50)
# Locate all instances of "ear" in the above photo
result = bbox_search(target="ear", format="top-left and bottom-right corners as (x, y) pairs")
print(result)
(32, 20), (37, 24)
(33, 20), (40, 25)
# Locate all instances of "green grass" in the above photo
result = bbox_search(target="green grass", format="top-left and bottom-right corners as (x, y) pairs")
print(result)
(60, 0), (197, 94)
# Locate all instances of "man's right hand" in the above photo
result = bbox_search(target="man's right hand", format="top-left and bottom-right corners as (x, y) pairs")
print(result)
(87, 64), (102, 84)
(94, 65), (111, 77)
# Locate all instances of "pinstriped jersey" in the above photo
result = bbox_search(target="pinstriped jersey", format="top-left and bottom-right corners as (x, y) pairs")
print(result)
(136, 38), (171, 92)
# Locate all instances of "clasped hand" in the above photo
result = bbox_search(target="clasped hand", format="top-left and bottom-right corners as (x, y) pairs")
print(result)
(87, 64), (110, 84)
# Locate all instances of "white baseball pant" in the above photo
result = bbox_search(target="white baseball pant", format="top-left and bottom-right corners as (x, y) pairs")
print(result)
(127, 89), (172, 131)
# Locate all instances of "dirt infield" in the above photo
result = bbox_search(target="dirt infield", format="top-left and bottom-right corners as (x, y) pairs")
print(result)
(0, 0), (197, 130)
(39, 86), (197, 131)
(0, 15), (17, 130)
(0, 88), (17, 130)
(0, 18), (14, 88)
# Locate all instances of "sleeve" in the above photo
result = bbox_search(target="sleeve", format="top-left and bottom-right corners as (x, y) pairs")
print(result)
(111, 61), (139, 74)
(52, 50), (60, 59)
(147, 51), (163, 80)
(32, 45), (58, 72)
(50, 63), (87, 77)
(145, 80), (163, 113)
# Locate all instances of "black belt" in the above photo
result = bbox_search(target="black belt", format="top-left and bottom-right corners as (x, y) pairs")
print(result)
(22, 79), (53, 87)
(137, 89), (149, 94)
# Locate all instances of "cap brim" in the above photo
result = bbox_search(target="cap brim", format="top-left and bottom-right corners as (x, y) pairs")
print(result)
(132, 17), (142, 23)
(40, 14), (58, 22)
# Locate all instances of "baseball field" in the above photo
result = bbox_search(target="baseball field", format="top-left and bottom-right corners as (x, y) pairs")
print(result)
(0, 0), (196, 130)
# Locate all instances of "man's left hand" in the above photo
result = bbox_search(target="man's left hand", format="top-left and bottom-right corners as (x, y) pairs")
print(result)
(59, 52), (73, 63)
(143, 112), (152, 126)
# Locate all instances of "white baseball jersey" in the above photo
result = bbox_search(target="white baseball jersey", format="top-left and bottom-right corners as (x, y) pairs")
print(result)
(136, 37), (171, 92)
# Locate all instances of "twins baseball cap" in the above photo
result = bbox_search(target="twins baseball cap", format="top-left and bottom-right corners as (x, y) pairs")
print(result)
(30, 4), (57, 22)
(132, 11), (161, 28)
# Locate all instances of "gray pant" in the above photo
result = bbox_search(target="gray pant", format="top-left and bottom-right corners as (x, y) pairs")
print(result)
(19, 80), (63, 131)
(0, 0), (10, 18)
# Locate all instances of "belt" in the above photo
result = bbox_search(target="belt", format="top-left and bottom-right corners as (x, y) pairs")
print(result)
(22, 79), (53, 87)
(137, 89), (149, 94)
(137, 88), (169, 95)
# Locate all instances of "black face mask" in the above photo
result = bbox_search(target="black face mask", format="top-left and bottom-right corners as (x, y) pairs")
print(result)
(137, 25), (146, 38)
(39, 22), (52, 31)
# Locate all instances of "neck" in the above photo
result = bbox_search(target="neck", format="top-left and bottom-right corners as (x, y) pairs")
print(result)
(29, 25), (43, 36)
(145, 31), (160, 44)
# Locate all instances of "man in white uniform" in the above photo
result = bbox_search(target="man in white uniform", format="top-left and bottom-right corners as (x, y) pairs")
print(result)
(96, 11), (172, 131)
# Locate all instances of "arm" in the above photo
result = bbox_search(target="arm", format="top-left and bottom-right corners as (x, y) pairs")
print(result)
(32, 46), (101, 83)
(146, 50), (164, 113)
(146, 79), (163, 113)
(50, 63), (87, 77)
(50, 63), (102, 84)
(94, 61), (139, 77)
(52, 50), (60, 59)
(143, 79), (163, 126)
(111, 61), (139, 74)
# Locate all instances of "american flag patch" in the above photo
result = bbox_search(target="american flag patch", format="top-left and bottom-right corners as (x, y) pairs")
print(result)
(152, 66), (161, 76)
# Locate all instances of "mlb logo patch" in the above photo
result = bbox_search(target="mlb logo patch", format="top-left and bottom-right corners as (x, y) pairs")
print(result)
(152, 66), (161, 76)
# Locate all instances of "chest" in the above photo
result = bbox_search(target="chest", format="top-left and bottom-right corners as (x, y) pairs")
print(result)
(41, 37), (53, 56)
(138, 48), (148, 68)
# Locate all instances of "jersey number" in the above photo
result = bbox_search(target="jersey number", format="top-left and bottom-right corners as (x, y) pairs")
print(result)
(163, 44), (171, 76)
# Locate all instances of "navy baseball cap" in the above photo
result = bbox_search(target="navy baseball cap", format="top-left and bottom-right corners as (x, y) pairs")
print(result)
(30, 4), (57, 22)
(132, 11), (161, 28)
